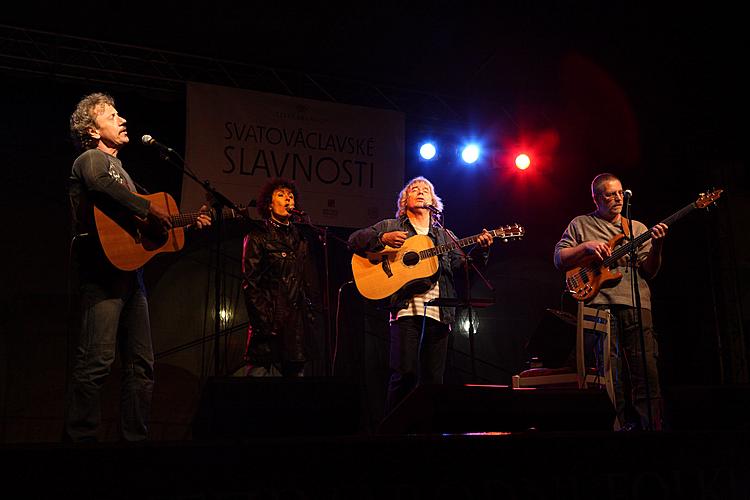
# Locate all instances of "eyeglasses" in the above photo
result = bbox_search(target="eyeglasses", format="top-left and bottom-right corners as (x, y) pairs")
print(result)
(599, 190), (624, 200)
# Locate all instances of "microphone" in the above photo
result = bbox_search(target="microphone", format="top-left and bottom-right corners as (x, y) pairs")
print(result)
(287, 207), (306, 217)
(422, 204), (442, 214)
(623, 189), (633, 199)
(141, 134), (174, 153)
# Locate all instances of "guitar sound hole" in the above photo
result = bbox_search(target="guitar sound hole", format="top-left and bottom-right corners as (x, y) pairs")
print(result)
(141, 225), (168, 248)
(402, 251), (420, 267)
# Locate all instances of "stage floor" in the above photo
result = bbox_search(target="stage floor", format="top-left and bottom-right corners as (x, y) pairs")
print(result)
(3, 430), (750, 499)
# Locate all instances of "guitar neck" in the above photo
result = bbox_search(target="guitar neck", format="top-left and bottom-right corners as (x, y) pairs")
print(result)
(419, 228), (504, 259)
(169, 207), (239, 228)
(604, 201), (697, 265)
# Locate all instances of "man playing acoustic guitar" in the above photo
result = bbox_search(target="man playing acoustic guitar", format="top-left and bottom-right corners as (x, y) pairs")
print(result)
(66, 93), (211, 442)
(348, 176), (493, 416)
(554, 172), (667, 431)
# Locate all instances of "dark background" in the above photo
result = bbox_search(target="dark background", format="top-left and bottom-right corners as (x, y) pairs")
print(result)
(1, 2), (747, 441)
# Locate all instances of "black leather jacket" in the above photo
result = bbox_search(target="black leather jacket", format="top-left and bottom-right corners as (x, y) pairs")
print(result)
(242, 219), (310, 364)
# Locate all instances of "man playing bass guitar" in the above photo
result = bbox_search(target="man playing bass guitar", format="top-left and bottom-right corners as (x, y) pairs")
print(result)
(554, 172), (667, 431)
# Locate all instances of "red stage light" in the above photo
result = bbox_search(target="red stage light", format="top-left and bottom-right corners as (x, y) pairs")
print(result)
(515, 153), (531, 170)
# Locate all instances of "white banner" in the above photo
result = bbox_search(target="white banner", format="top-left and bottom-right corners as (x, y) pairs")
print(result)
(183, 82), (405, 228)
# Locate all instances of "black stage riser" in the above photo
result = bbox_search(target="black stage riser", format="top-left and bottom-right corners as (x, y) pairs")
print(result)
(379, 384), (615, 434)
(191, 377), (362, 439)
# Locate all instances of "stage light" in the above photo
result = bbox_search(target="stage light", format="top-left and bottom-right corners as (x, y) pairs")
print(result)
(460, 144), (480, 164)
(419, 142), (437, 160)
(458, 308), (480, 336)
(218, 308), (233, 326)
(515, 153), (531, 170)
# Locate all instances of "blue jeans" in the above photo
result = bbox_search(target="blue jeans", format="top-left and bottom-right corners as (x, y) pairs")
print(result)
(385, 316), (449, 415)
(65, 276), (154, 442)
(588, 305), (662, 430)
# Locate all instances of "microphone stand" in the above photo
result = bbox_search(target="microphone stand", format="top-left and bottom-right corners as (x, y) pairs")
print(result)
(290, 211), (351, 376)
(151, 146), (251, 376)
(622, 195), (654, 431)
(427, 207), (494, 382)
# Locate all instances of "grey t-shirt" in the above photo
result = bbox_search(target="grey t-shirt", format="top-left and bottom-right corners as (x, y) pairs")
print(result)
(69, 148), (150, 235)
(554, 213), (654, 309)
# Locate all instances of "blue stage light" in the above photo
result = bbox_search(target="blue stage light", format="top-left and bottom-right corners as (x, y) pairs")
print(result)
(460, 144), (480, 164)
(419, 142), (437, 160)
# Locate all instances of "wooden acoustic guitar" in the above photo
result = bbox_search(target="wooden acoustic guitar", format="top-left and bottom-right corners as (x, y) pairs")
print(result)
(93, 191), (246, 271)
(351, 224), (525, 300)
(565, 189), (723, 302)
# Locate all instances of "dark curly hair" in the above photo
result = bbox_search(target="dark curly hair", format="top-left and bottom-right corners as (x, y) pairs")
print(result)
(255, 178), (300, 219)
(69, 92), (115, 151)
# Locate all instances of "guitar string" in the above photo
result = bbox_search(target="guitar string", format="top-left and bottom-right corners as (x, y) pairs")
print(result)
(573, 206), (692, 289)
(168, 208), (238, 226)
(570, 197), (720, 292)
(417, 226), (523, 259)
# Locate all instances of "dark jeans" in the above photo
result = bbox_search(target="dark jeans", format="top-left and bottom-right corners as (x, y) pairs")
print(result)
(588, 305), (662, 430)
(385, 316), (449, 415)
(65, 277), (154, 442)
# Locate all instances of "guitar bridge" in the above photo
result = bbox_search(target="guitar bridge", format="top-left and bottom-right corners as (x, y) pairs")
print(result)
(380, 256), (393, 278)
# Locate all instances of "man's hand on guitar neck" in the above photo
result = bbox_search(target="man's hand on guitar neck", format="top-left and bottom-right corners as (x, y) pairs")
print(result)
(650, 223), (668, 247)
(147, 201), (172, 229)
(642, 222), (668, 278)
(477, 228), (493, 248)
(192, 205), (212, 230)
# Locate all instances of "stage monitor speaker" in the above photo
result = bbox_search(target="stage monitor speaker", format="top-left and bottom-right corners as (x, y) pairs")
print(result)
(378, 384), (614, 434)
(192, 377), (361, 439)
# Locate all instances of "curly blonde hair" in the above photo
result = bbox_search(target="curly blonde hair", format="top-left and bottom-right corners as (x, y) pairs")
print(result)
(395, 176), (443, 217)
(69, 93), (115, 151)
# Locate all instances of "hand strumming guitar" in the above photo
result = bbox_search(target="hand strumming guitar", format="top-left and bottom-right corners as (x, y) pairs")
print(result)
(582, 240), (612, 262)
(147, 201), (172, 229)
(380, 231), (408, 248)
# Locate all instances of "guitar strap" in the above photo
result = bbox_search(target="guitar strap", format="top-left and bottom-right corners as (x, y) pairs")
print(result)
(132, 180), (151, 195)
(620, 216), (631, 239)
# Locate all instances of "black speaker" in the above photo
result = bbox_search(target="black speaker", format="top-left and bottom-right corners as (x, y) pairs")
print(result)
(192, 377), (361, 439)
(525, 308), (577, 368)
(378, 384), (614, 434)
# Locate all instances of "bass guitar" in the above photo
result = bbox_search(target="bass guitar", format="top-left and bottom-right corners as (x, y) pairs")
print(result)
(565, 189), (723, 301)
(94, 192), (246, 271)
(351, 224), (525, 300)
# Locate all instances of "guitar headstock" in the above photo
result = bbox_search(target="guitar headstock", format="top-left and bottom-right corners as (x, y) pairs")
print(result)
(494, 223), (525, 241)
(695, 189), (723, 209)
(219, 203), (252, 221)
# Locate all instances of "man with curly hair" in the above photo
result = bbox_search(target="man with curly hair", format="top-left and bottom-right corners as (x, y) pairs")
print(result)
(241, 178), (315, 377)
(348, 176), (493, 415)
(66, 92), (210, 442)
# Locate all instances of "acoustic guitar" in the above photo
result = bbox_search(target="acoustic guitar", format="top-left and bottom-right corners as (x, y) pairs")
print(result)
(351, 224), (524, 300)
(565, 189), (723, 301)
(94, 191), (246, 271)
